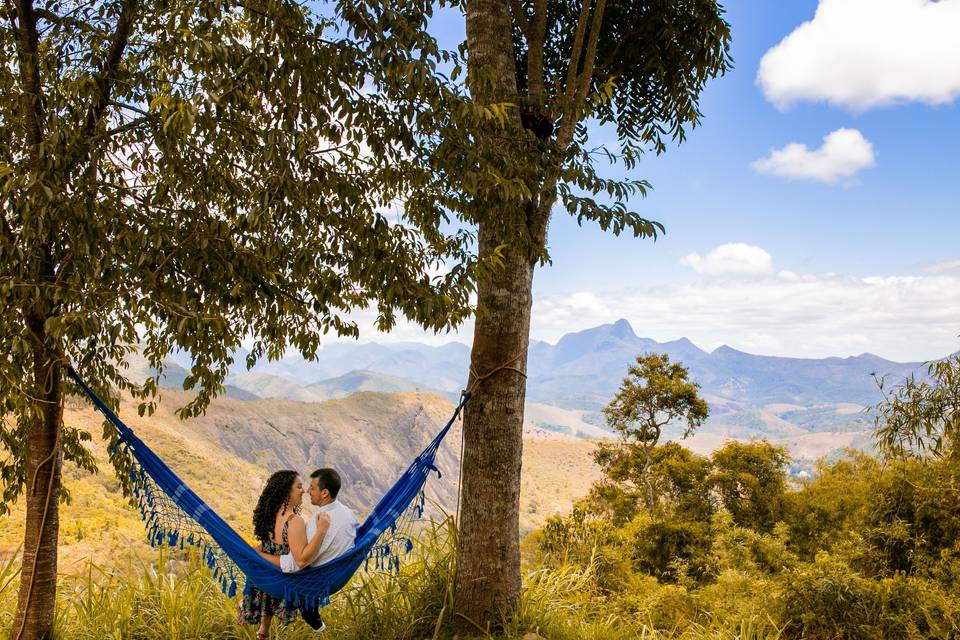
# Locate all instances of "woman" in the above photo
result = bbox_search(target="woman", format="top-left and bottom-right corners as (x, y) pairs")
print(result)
(238, 470), (303, 640)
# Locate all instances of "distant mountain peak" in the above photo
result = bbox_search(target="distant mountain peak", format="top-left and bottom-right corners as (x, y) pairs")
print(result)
(662, 337), (705, 352)
(610, 318), (636, 339)
(712, 344), (744, 355)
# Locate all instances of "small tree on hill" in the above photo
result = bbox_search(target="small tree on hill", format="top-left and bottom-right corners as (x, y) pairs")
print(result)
(596, 353), (709, 511)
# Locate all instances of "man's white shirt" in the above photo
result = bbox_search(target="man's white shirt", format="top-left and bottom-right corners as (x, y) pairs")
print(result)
(280, 500), (359, 572)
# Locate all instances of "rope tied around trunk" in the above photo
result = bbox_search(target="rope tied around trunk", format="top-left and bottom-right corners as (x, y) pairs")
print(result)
(465, 352), (527, 397)
(455, 350), (528, 523)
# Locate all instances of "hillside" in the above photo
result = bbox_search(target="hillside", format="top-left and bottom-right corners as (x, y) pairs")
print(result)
(0, 390), (601, 565)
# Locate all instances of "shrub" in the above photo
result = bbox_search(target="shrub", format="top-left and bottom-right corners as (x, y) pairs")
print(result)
(709, 512), (797, 577)
(778, 553), (960, 640)
(625, 513), (712, 583)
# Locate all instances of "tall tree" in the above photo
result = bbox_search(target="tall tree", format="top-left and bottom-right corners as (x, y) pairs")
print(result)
(708, 440), (789, 534)
(597, 353), (709, 511)
(450, 0), (731, 626)
(0, 2), (475, 637)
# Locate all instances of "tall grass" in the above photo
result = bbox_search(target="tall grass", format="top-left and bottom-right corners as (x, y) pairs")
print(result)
(0, 520), (785, 640)
(0, 546), (22, 633)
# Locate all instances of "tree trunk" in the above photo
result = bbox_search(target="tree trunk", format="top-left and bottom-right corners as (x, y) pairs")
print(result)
(455, 227), (534, 629)
(641, 445), (654, 511)
(455, 0), (531, 631)
(11, 319), (63, 640)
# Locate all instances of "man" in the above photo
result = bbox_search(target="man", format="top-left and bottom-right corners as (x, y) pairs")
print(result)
(258, 468), (360, 631)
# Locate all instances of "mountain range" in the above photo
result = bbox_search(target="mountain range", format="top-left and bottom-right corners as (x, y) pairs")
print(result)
(138, 319), (946, 457)
(156, 318), (931, 408)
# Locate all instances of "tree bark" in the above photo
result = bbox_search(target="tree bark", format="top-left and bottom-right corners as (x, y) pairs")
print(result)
(11, 318), (63, 640)
(455, 0), (532, 631)
(641, 444), (654, 511)
(455, 227), (534, 629)
(454, 0), (550, 630)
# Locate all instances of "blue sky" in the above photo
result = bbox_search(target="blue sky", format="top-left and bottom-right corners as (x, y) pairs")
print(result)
(362, 0), (960, 362)
(539, 1), (959, 289)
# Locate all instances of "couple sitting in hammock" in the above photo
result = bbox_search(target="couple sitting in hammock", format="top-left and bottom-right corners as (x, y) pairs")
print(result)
(239, 468), (360, 639)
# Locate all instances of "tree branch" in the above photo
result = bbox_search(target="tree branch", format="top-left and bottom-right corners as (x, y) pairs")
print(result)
(33, 8), (106, 36)
(88, 115), (152, 144)
(507, 0), (531, 40)
(556, 0), (606, 152)
(563, 0), (593, 102)
(109, 100), (150, 117)
(12, 0), (45, 150)
(0, 212), (14, 245)
(81, 0), (139, 142)
(573, 0), (606, 107)
(526, 0), (546, 100)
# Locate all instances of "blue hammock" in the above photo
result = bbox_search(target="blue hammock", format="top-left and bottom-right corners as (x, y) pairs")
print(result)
(66, 366), (468, 609)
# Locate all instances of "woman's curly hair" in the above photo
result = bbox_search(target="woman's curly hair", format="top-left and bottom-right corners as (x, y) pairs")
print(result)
(253, 470), (300, 544)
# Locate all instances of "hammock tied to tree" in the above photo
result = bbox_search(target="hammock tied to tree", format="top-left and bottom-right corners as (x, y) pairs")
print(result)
(66, 366), (469, 610)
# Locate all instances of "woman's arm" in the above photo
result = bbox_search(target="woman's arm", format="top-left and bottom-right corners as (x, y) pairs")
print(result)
(255, 543), (282, 568)
(294, 513), (331, 569)
(284, 515), (311, 567)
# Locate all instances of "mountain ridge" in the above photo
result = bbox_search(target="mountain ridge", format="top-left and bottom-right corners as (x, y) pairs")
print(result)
(142, 319), (948, 457)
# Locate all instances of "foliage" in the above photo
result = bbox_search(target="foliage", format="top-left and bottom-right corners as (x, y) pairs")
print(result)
(779, 553), (960, 640)
(625, 512), (713, 584)
(0, 0), (484, 512)
(874, 354), (960, 458)
(513, 0), (734, 156)
(534, 432), (960, 638)
(0, 1), (486, 631)
(0, 516), (797, 640)
(595, 354), (709, 511)
(454, 0), (730, 619)
(708, 441), (789, 534)
(783, 448), (960, 583)
(708, 512), (796, 577)
(587, 438), (787, 533)
(858, 456), (960, 579)
(781, 451), (879, 560)
(602, 354), (710, 444)
(589, 442), (714, 526)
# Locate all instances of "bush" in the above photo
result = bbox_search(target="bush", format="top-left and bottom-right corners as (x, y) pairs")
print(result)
(782, 452), (878, 560)
(709, 512), (797, 577)
(625, 513), (712, 583)
(778, 553), (960, 639)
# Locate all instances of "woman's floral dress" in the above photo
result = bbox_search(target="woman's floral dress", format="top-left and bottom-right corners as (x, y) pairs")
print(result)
(238, 519), (299, 626)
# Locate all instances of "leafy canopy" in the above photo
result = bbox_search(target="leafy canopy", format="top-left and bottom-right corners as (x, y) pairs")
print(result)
(601, 353), (709, 443)
(0, 0), (482, 511)
(594, 353), (709, 511)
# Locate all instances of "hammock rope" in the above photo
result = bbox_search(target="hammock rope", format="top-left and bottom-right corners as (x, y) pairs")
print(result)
(66, 366), (469, 609)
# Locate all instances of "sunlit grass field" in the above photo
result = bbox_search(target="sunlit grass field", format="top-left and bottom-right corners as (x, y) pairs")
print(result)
(0, 518), (787, 640)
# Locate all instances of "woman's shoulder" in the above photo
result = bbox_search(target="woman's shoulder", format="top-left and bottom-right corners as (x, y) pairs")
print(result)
(283, 512), (305, 527)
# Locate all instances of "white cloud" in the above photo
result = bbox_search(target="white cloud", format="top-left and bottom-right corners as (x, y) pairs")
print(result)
(529, 272), (960, 361)
(758, 0), (960, 110)
(752, 128), (875, 184)
(300, 256), (960, 364)
(301, 270), (960, 362)
(680, 243), (774, 276)
(924, 259), (960, 274)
